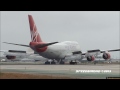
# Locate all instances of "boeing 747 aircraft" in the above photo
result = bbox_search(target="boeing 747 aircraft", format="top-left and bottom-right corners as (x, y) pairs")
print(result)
(3, 15), (120, 64)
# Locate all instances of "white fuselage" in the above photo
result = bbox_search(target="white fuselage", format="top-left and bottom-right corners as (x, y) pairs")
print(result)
(34, 41), (82, 60)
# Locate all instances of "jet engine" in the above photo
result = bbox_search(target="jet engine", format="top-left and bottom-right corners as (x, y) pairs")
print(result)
(102, 53), (111, 60)
(87, 55), (95, 61)
(6, 55), (16, 59)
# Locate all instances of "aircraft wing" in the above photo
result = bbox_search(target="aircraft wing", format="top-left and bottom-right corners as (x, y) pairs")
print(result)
(0, 49), (41, 57)
(0, 50), (27, 53)
(3, 42), (30, 47)
(0, 49), (32, 57)
(73, 49), (120, 56)
(72, 48), (120, 61)
(100, 49), (120, 53)
(0, 49), (43, 61)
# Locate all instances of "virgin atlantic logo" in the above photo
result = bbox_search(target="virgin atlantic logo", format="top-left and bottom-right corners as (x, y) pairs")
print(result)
(30, 24), (39, 42)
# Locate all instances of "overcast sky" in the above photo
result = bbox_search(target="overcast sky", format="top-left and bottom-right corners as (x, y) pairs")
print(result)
(0, 11), (120, 58)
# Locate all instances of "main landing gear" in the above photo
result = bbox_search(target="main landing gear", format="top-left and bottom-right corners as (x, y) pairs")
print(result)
(44, 60), (56, 64)
(44, 59), (77, 65)
(69, 60), (77, 65)
(51, 60), (56, 64)
(45, 61), (51, 64)
(59, 60), (77, 65)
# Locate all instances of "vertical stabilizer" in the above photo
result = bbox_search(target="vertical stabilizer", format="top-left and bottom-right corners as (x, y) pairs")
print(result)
(28, 15), (42, 42)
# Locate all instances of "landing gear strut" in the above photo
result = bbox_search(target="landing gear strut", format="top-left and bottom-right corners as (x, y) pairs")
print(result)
(59, 59), (65, 64)
(45, 60), (56, 64)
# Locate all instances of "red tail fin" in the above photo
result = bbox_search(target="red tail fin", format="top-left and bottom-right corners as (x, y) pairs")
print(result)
(28, 15), (42, 42)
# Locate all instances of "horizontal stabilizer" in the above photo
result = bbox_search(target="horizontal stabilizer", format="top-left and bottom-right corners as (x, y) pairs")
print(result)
(3, 42), (30, 47)
(35, 42), (59, 48)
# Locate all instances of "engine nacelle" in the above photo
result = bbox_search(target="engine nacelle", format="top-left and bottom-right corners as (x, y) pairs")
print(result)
(87, 55), (95, 61)
(102, 53), (111, 60)
(6, 55), (16, 59)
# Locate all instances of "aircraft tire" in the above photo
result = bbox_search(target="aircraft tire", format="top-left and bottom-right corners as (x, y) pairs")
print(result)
(45, 61), (50, 64)
(51, 61), (56, 64)
(69, 61), (77, 65)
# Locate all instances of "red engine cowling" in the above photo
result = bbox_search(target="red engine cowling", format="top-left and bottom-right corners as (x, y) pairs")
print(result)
(102, 53), (111, 60)
(6, 55), (16, 59)
(87, 55), (95, 61)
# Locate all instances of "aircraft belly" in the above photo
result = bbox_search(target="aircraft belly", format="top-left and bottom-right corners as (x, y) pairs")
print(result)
(39, 51), (61, 59)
